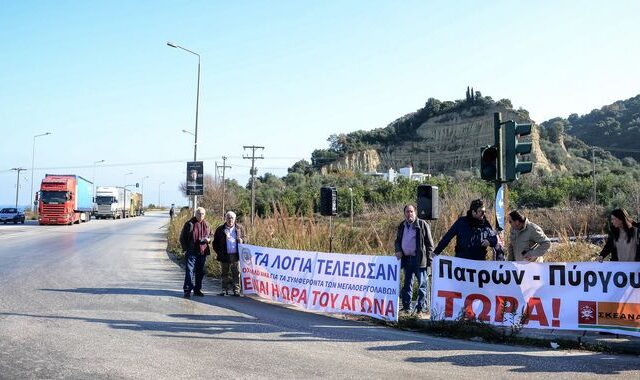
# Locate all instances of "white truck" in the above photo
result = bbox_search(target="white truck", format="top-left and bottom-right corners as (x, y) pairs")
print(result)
(95, 186), (131, 219)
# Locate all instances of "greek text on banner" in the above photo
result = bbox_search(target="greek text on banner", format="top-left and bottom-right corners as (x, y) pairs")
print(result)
(238, 244), (400, 321)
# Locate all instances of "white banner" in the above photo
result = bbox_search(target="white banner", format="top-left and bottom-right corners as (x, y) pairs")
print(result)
(431, 256), (640, 337)
(239, 244), (400, 321)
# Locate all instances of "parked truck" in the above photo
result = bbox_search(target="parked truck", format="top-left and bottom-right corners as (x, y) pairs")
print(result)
(37, 174), (93, 225)
(129, 192), (143, 217)
(95, 186), (125, 219)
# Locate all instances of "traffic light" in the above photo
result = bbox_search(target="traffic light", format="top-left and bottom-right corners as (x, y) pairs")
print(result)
(504, 121), (533, 181)
(480, 145), (498, 181)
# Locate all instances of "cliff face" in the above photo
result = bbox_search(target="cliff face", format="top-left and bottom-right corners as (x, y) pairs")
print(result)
(321, 106), (552, 175)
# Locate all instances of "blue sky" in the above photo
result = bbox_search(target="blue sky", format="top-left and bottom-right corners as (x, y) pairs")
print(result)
(1, 1), (639, 208)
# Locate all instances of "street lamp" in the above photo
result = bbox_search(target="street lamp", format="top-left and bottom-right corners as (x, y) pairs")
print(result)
(168, 41), (200, 213)
(31, 132), (52, 210)
(158, 181), (165, 208)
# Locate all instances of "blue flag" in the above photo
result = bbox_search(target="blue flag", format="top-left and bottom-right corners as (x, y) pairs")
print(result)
(495, 184), (505, 231)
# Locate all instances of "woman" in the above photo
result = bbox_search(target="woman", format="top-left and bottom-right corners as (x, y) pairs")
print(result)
(597, 208), (640, 262)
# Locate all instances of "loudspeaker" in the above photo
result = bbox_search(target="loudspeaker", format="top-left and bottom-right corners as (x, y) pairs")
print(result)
(417, 185), (438, 220)
(320, 186), (337, 216)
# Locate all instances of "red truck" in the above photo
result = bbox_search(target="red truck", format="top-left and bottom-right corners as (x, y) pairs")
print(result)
(37, 174), (93, 225)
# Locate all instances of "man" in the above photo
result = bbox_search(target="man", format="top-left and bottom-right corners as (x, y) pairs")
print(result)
(179, 207), (212, 298)
(213, 211), (246, 296)
(394, 204), (435, 318)
(169, 204), (175, 221)
(507, 210), (551, 262)
(433, 199), (498, 261)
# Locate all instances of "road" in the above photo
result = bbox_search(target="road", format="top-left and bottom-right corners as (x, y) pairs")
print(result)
(0, 212), (638, 379)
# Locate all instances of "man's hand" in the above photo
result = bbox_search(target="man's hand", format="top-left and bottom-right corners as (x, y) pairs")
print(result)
(481, 239), (490, 247)
(597, 256), (604, 263)
(395, 251), (403, 260)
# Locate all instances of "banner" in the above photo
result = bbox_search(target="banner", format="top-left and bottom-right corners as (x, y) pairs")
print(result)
(239, 244), (400, 321)
(431, 256), (640, 337)
(186, 161), (203, 196)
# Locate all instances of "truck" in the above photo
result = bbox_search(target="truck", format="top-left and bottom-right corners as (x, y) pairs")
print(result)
(95, 186), (126, 219)
(129, 192), (143, 217)
(37, 174), (93, 225)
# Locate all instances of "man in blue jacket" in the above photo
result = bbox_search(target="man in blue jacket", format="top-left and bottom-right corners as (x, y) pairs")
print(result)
(394, 204), (435, 318)
(433, 199), (498, 260)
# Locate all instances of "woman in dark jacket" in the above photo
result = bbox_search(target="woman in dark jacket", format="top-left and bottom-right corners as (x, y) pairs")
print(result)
(598, 208), (640, 262)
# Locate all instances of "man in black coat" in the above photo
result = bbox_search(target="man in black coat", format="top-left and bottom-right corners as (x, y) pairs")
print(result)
(394, 204), (435, 318)
(213, 211), (247, 296)
(179, 207), (212, 298)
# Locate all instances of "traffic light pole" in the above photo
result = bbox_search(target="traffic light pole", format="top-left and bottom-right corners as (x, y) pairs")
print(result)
(493, 113), (505, 230)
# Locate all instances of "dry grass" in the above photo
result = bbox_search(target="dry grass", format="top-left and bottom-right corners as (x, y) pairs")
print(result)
(166, 199), (606, 271)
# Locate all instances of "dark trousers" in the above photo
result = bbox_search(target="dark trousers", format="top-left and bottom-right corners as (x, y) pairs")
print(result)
(220, 260), (240, 292)
(183, 253), (207, 293)
(401, 255), (430, 312)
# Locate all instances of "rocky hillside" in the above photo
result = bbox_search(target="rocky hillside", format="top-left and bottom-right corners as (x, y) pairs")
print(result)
(314, 92), (552, 175)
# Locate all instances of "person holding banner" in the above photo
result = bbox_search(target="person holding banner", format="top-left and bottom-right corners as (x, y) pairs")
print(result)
(433, 199), (498, 261)
(213, 211), (247, 296)
(394, 204), (435, 318)
(598, 208), (640, 262)
(507, 210), (551, 262)
(179, 207), (212, 298)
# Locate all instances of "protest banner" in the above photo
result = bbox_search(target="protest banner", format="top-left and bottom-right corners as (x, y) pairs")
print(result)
(239, 244), (400, 321)
(431, 256), (640, 337)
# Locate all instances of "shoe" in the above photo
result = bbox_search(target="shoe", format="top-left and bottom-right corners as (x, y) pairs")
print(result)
(193, 290), (204, 297)
(218, 290), (228, 296)
(399, 308), (412, 317)
(232, 291), (240, 297)
(415, 311), (426, 319)
(183, 291), (191, 299)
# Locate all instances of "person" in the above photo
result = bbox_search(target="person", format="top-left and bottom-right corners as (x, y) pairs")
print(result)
(394, 204), (435, 318)
(179, 207), (212, 298)
(187, 169), (199, 189)
(433, 199), (499, 260)
(507, 210), (551, 262)
(597, 208), (640, 262)
(169, 204), (175, 221)
(213, 211), (247, 296)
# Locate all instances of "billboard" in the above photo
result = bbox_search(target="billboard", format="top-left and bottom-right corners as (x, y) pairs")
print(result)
(186, 161), (203, 196)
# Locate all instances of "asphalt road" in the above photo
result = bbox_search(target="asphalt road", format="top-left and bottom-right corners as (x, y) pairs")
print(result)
(0, 212), (638, 379)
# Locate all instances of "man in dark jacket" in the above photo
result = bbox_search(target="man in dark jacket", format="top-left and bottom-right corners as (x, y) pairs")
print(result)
(394, 204), (435, 318)
(213, 211), (247, 296)
(179, 207), (212, 298)
(433, 199), (498, 261)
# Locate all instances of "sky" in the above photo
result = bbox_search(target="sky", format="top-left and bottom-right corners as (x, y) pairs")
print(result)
(1, 0), (639, 208)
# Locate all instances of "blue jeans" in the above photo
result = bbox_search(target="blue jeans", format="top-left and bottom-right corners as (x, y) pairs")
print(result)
(183, 253), (207, 293)
(401, 255), (429, 312)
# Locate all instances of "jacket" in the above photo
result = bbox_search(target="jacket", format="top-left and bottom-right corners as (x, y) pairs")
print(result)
(394, 218), (435, 268)
(433, 213), (498, 261)
(508, 219), (551, 262)
(213, 223), (247, 263)
(179, 217), (212, 256)
(599, 222), (640, 262)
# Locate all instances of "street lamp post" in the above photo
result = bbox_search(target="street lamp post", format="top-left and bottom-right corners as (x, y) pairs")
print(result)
(158, 181), (165, 208)
(168, 41), (200, 214)
(30, 132), (52, 211)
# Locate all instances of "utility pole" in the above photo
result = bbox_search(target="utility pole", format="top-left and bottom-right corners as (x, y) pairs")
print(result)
(214, 161), (219, 184)
(243, 145), (264, 224)
(11, 168), (26, 209)
(220, 156), (232, 217)
(592, 147), (597, 206)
